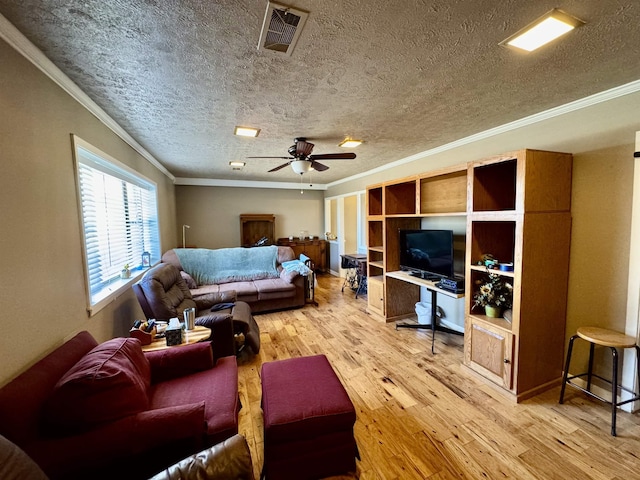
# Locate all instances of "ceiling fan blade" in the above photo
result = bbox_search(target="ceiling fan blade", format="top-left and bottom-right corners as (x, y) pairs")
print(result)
(268, 162), (291, 172)
(310, 160), (329, 172)
(309, 152), (356, 160)
(247, 156), (293, 159)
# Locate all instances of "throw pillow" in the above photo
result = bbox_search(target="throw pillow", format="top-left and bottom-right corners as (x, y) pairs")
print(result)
(280, 268), (298, 284)
(180, 270), (197, 289)
(43, 337), (151, 434)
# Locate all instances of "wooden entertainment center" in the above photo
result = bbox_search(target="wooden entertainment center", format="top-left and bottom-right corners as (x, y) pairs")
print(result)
(366, 149), (573, 401)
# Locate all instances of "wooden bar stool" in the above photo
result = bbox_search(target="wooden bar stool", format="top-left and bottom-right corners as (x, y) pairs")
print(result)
(559, 326), (640, 436)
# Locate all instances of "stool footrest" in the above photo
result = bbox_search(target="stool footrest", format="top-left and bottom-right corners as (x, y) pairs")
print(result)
(566, 372), (640, 402)
(564, 379), (610, 404)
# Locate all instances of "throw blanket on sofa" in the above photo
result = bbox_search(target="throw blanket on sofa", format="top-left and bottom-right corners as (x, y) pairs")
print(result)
(281, 259), (313, 276)
(175, 246), (279, 285)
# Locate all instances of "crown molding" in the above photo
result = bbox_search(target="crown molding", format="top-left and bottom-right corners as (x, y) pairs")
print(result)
(327, 78), (640, 189)
(0, 13), (175, 182)
(174, 177), (327, 190)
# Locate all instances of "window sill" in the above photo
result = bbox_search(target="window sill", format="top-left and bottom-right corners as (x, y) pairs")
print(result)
(88, 267), (150, 317)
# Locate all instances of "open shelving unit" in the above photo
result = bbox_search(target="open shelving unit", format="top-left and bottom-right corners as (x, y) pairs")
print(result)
(366, 166), (468, 321)
(464, 149), (573, 401)
(365, 149), (573, 402)
(240, 214), (275, 247)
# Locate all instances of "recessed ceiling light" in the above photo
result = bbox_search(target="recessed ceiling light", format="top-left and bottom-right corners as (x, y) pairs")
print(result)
(234, 126), (260, 137)
(229, 161), (245, 171)
(338, 139), (363, 148)
(500, 9), (584, 53)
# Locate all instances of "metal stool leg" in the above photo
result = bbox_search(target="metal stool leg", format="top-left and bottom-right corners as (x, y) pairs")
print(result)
(636, 346), (640, 402)
(559, 334), (578, 404)
(586, 342), (595, 392)
(610, 347), (619, 436)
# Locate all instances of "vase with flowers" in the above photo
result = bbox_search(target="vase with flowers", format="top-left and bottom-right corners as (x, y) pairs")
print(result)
(473, 269), (513, 319)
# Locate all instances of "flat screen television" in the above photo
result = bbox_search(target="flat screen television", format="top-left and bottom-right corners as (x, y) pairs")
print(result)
(399, 229), (454, 279)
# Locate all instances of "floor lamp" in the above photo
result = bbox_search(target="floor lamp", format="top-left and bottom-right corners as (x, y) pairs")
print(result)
(182, 224), (190, 248)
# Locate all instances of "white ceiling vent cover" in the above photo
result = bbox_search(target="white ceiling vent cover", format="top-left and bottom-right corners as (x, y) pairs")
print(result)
(258, 2), (308, 55)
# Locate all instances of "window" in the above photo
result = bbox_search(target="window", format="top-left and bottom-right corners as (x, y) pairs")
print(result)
(73, 136), (161, 315)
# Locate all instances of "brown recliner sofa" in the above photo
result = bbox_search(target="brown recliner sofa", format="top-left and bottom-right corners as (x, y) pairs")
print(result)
(162, 246), (306, 313)
(133, 263), (260, 354)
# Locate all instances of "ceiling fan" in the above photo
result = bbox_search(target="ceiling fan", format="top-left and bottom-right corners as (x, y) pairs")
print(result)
(248, 137), (356, 174)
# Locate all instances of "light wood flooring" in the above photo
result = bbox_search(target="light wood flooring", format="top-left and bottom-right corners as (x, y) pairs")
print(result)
(237, 274), (640, 479)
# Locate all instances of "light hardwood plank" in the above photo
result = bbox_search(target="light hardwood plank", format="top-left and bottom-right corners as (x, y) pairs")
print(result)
(237, 275), (640, 480)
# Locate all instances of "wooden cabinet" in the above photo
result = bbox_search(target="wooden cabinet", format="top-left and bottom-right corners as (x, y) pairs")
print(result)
(464, 149), (573, 401)
(367, 276), (385, 317)
(240, 214), (275, 247)
(465, 318), (514, 390)
(276, 238), (327, 272)
(365, 149), (573, 402)
(365, 166), (467, 321)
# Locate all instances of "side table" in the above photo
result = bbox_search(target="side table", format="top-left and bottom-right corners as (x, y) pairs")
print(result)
(140, 325), (211, 352)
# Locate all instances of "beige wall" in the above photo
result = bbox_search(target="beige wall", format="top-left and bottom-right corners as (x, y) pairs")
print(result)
(0, 39), (176, 385)
(568, 144), (634, 332)
(175, 185), (324, 248)
(566, 144), (634, 370)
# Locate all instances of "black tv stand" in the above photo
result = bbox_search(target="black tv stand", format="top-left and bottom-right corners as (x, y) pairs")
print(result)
(389, 271), (464, 354)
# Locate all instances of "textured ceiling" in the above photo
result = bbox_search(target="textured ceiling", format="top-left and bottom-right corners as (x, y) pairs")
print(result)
(1, 0), (640, 184)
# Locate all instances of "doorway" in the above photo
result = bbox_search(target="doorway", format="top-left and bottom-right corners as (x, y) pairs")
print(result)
(324, 191), (366, 276)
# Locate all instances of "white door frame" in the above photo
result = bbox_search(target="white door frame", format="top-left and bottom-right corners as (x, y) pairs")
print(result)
(623, 131), (640, 411)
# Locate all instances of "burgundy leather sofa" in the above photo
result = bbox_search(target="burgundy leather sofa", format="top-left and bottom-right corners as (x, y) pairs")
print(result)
(0, 331), (240, 479)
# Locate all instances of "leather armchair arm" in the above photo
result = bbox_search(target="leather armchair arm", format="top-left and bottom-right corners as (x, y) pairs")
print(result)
(195, 314), (236, 359)
(149, 434), (253, 480)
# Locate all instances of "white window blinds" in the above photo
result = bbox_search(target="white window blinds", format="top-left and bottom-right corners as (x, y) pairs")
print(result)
(73, 136), (160, 314)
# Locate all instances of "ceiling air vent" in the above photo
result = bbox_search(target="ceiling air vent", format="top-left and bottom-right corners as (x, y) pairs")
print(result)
(258, 2), (308, 56)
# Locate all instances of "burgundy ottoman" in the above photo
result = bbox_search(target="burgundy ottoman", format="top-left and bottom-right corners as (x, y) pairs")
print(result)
(261, 355), (358, 480)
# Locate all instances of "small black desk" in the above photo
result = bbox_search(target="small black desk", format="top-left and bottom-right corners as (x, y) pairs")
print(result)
(387, 271), (464, 353)
(340, 254), (367, 298)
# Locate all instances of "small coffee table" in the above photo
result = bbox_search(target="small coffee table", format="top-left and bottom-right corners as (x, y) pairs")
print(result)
(141, 325), (211, 352)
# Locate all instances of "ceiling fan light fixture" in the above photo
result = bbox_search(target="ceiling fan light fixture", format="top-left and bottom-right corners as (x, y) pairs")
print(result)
(500, 9), (584, 52)
(338, 138), (363, 148)
(234, 126), (260, 137)
(291, 160), (312, 174)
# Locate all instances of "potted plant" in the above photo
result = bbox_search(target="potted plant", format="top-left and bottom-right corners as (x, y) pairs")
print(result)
(472, 269), (513, 318)
(121, 263), (131, 279)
